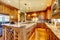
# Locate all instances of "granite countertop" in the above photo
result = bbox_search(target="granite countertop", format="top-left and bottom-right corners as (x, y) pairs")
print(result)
(1, 22), (36, 29)
(45, 23), (60, 39)
(1, 23), (25, 27)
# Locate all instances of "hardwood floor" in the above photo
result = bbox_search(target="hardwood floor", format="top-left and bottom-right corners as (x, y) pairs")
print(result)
(29, 23), (49, 40)
(0, 37), (2, 40)
(29, 28), (49, 40)
(29, 32), (35, 40)
(35, 28), (48, 40)
(29, 23), (59, 40)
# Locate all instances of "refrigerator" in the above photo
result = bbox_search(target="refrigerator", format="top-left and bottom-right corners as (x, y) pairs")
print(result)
(0, 14), (10, 36)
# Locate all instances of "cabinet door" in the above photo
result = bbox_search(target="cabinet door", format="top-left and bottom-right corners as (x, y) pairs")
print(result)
(0, 4), (3, 13)
(10, 8), (18, 21)
(13, 9), (18, 20)
(49, 30), (58, 40)
(9, 8), (14, 20)
(3, 6), (11, 14)
(54, 34), (60, 40)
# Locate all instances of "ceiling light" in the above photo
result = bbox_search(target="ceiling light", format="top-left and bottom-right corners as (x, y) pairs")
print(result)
(10, 16), (13, 19)
(32, 13), (37, 16)
(41, 3), (44, 5)
(54, 1), (57, 4)
(18, 10), (20, 14)
(28, 14), (30, 17)
(8, 0), (11, 3)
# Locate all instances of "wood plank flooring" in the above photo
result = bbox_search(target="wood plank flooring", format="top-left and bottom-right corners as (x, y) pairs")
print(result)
(29, 28), (49, 40)
(29, 23), (49, 40)
(0, 37), (2, 40)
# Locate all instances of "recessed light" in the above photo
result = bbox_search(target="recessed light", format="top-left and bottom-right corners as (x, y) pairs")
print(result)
(10, 16), (13, 18)
(18, 10), (20, 13)
(54, 2), (57, 4)
(8, 0), (11, 3)
(41, 3), (44, 5)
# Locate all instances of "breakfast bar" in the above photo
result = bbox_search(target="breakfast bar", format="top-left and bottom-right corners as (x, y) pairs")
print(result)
(2, 23), (36, 40)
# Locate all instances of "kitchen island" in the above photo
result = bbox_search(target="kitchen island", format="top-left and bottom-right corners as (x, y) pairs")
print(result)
(2, 23), (36, 40)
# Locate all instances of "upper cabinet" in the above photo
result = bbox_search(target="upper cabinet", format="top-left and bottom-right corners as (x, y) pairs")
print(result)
(10, 8), (18, 20)
(0, 2), (18, 21)
(46, 8), (52, 19)
(3, 5), (11, 14)
(0, 3), (3, 13)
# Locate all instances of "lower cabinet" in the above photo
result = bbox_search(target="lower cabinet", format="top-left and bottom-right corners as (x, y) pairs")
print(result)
(46, 28), (60, 40)
(2, 26), (27, 40)
(26, 25), (36, 40)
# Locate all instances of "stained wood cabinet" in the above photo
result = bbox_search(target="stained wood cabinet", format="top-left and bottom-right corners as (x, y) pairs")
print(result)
(0, 3), (10, 14)
(3, 6), (11, 14)
(26, 25), (36, 40)
(2, 25), (26, 40)
(46, 7), (52, 19)
(0, 3), (3, 13)
(0, 3), (18, 21)
(13, 9), (18, 20)
(10, 8), (18, 21)
(46, 28), (60, 40)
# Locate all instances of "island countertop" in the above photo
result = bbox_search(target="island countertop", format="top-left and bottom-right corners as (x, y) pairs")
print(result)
(1, 22), (36, 29)
(2, 22), (36, 40)
(45, 23), (60, 39)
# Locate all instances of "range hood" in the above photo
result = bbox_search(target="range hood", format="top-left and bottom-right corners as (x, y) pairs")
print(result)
(51, 0), (60, 18)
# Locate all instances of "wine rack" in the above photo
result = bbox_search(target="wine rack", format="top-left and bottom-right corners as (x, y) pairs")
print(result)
(2, 26), (27, 40)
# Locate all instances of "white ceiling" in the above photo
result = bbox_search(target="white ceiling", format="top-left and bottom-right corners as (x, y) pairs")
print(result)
(0, 0), (19, 9)
(20, 0), (52, 12)
(0, 0), (52, 12)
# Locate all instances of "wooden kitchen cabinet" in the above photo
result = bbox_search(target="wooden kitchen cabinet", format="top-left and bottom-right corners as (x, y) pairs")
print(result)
(0, 3), (11, 14)
(2, 25), (27, 40)
(13, 9), (18, 20)
(2, 23), (36, 40)
(47, 28), (60, 40)
(0, 2), (18, 21)
(26, 25), (36, 40)
(10, 8), (18, 21)
(3, 6), (11, 14)
(0, 3), (3, 13)
(46, 7), (52, 19)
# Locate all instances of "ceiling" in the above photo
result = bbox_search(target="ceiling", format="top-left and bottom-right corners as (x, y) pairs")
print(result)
(20, 0), (52, 12)
(0, 0), (19, 9)
(0, 0), (52, 12)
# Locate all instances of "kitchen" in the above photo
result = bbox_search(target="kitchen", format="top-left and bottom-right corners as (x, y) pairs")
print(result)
(0, 0), (60, 40)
